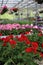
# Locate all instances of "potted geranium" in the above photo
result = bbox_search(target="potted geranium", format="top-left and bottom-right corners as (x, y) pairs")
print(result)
(15, 13), (19, 15)
(11, 8), (18, 12)
(35, 0), (43, 4)
(1, 5), (8, 15)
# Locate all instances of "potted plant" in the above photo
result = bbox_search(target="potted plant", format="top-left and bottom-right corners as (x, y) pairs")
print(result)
(15, 13), (19, 15)
(11, 8), (18, 12)
(35, 0), (43, 4)
(1, 5), (8, 15)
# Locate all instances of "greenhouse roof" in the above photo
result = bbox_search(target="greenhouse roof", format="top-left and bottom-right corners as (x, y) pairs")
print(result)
(0, 0), (43, 9)
(0, 0), (22, 7)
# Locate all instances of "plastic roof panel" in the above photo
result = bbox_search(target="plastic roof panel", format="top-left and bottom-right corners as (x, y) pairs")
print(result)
(0, 0), (43, 10)
(0, 0), (21, 7)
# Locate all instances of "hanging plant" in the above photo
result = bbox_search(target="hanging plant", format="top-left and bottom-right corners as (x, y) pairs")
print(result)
(9, 11), (13, 14)
(11, 8), (18, 12)
(39, 10), (43, 13)
(35, 0), (43, 4)
(15, 13), (19, 15)
(21, 13), (23, 15)
(0, 6), (8, 15)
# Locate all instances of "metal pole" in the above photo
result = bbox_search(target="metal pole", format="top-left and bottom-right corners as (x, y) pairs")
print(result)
(26, 6), (28, 21)
(18, 11), (20, 20)
(35, 2), (38, 25)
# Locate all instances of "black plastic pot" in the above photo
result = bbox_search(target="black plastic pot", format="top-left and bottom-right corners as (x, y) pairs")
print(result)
(0, 61), (4, 65)
(35, 0), (43, 4)
(39, 10), (43, 13)
(1, 7), (8, 15)
(15, 13), (18, 15)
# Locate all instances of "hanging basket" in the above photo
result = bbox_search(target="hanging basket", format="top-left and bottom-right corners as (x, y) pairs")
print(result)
(0, 6), (8, 15)
(11, 8), (18, 12)
(39, 10), (43, 13)
(15, 13), (19, 15)
(21, 13), (23, 15)
(9, 11), (14, 14)
(35, 0), (43, 4)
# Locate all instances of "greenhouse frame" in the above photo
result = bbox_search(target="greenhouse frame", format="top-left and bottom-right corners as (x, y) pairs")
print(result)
(0, 0), (43, 65)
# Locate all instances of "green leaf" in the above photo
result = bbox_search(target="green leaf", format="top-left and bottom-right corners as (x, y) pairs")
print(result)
(4, 59), (12, 65)
(17, 63), (24, 65)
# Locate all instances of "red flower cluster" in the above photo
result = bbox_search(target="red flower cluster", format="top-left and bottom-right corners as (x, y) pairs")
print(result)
(2, 35), (16, 48)
(38, 33), (43, 36)
(40, 52), (43, 58)
(2, 43), (6, 46)
(9, 39), (16, 48)
(1, 34), (43, 58)
(17, 34), (31, 44)
(0, 33), (2, 36)
(31, 42), (38, 54)
(25, 31), (31, 35)
(41, 43), (43, 48)
(16, 35), (39, 54)
(2, 35), (13, 43)
(25, 47), (32, 53)
(25, 42), (38, 54)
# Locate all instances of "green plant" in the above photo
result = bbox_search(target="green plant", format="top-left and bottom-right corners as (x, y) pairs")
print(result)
(0, 33), (43, 65)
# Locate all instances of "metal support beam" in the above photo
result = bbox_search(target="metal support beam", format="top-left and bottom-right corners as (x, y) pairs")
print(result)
(1, 0), (4, 6)
(19, 2), (35, 9)
(5, 0), (9, 5)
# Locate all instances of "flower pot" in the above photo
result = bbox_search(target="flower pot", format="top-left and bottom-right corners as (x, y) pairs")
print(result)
(0, 61), (4, 65)
(1, 6), (8, 15)
(35, 0), (43, 4)
(11, 8), (18, 12)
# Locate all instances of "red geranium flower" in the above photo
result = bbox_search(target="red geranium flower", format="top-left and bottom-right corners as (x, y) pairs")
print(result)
(32, 48), (38, 54)
(2, 43), (6, 46)
(38, 33), (42, 36)
(25, 31), (31, 34)
(0, 33), (2, 36)
(9, 39), (16, 48)
(17, 35), (28, 42)
(2, 35), (13, 43)
(21, 35), (28, 41)
(1, 38), (5, 41)
(8, 35), (14, 39)
(18, 37), (23, 42)
(16, 36), (18, 39)
(2, 37), (10, 43)
(41, 43), (43, 48)
(40, 52), (43, 58)
(25, 40), (31, 45)
(25, 47), (32, 53)
(31, 42), (38, 54)
(9, 39), (16, 45)
(32, 42), (38, 50)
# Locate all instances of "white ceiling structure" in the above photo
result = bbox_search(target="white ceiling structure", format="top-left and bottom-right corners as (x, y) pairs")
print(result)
(0, 0), (43, 11)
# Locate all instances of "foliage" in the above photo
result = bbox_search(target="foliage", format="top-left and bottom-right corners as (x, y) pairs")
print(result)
(0, 31), (43, 65)
(1, 6), (8, 15)
(0, 23), (39, 35)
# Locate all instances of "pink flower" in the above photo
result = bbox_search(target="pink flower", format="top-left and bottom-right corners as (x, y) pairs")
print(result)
(33, 26), (38, 29)
(2, 5), (7, 8)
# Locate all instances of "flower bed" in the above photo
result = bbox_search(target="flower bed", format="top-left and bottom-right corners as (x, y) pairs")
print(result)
(0, 33), (43, 65)
(0, 23), (41, 35)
